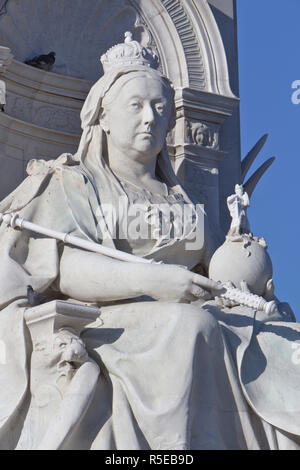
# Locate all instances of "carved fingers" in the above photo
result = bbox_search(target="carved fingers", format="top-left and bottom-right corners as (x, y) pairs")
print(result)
(190, 284), (212, 301)
(188, 273), (225, 302)
(192, 273), (224, 293)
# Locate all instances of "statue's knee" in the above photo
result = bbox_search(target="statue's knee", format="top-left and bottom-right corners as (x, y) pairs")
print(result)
(192, 306), (218, 334)
(171, 303), (218, 334)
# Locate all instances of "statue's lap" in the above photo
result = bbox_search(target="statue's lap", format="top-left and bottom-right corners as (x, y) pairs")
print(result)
(82, 301), (218, 357)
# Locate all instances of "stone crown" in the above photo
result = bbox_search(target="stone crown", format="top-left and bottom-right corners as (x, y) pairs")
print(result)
(100, 32), (159, 73)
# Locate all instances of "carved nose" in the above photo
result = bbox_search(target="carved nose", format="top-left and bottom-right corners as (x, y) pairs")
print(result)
(143, 103), (155, 126)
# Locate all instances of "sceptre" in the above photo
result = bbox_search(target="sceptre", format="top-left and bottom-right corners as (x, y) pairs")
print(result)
(0, 212), (278, 316)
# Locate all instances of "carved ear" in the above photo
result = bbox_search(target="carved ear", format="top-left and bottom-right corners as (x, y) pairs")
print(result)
(99, 109), (110, 134)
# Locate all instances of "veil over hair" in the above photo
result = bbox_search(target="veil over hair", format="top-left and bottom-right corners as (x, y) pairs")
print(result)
(73, 65), (193, 205)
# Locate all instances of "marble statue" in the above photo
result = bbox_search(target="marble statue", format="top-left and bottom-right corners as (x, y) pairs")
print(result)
(210, 185), (274, 299)
(1, 34), (300, 451)
(227, 184), (250, 237)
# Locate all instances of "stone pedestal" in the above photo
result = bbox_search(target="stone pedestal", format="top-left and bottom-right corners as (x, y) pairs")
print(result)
(17, 300), (101, 450)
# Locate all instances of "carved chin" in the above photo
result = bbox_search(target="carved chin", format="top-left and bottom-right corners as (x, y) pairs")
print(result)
(134, 135), (161, 152)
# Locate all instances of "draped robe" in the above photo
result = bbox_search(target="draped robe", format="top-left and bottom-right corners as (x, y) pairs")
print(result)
(0, 157), (300, 450)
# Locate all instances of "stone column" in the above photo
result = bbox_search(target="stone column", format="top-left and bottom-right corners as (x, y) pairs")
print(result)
(168, 87), (238, 230)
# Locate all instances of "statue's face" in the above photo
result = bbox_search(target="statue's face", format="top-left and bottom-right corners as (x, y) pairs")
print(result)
(101, 75), (173, 157)
(235, 184), (243, 196)
(195, 127), (205, 145)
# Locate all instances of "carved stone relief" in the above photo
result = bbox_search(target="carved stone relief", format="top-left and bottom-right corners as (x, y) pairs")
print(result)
(17, 326), (91, 450)
(31, 328), (89, 395)
(16, 300), (101, 450)
(185, 119), (219, 150)
(6, 93), (81, 134)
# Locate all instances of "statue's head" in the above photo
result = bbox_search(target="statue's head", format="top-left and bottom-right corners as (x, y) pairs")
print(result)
(193, 123), (209, 146)
(80, 33), (175, 147)
(77, 33), (185, 197)
(235, 184), (243, 196)
(100, 70), (174, 159)
(96, 33), (175, 159)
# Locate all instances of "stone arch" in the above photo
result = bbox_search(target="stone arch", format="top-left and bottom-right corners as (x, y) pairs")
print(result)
(131, 0), (235, 97)
(0, 0), (234, 97)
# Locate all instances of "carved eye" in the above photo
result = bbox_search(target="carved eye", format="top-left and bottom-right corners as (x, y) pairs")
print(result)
(130, 101), (142, 110)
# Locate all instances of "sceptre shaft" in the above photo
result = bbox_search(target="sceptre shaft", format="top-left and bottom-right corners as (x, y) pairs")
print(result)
(0, 212), (152, 264)
(0, 212), (278, 315)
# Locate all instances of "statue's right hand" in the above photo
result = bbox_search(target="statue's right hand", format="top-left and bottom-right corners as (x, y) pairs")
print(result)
(147, 264), (224, 303)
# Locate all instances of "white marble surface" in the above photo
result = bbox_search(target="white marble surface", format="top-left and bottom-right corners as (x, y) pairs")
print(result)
(0, 34), (298, 450)
(0, 3), (298, 451)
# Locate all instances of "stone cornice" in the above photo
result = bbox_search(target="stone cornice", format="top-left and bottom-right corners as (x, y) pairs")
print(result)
(3, 60), (92, 134)
(175, 87), (239, 122)
(0, 111), (79, 146)
(6, 60), (92, 100)
(25, 300), (100, 332)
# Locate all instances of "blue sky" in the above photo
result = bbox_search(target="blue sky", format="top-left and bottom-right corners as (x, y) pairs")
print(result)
(237, 0), (300, 319)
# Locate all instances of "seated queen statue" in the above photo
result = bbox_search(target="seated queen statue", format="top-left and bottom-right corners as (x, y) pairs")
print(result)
(0, 34), (300, 451)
